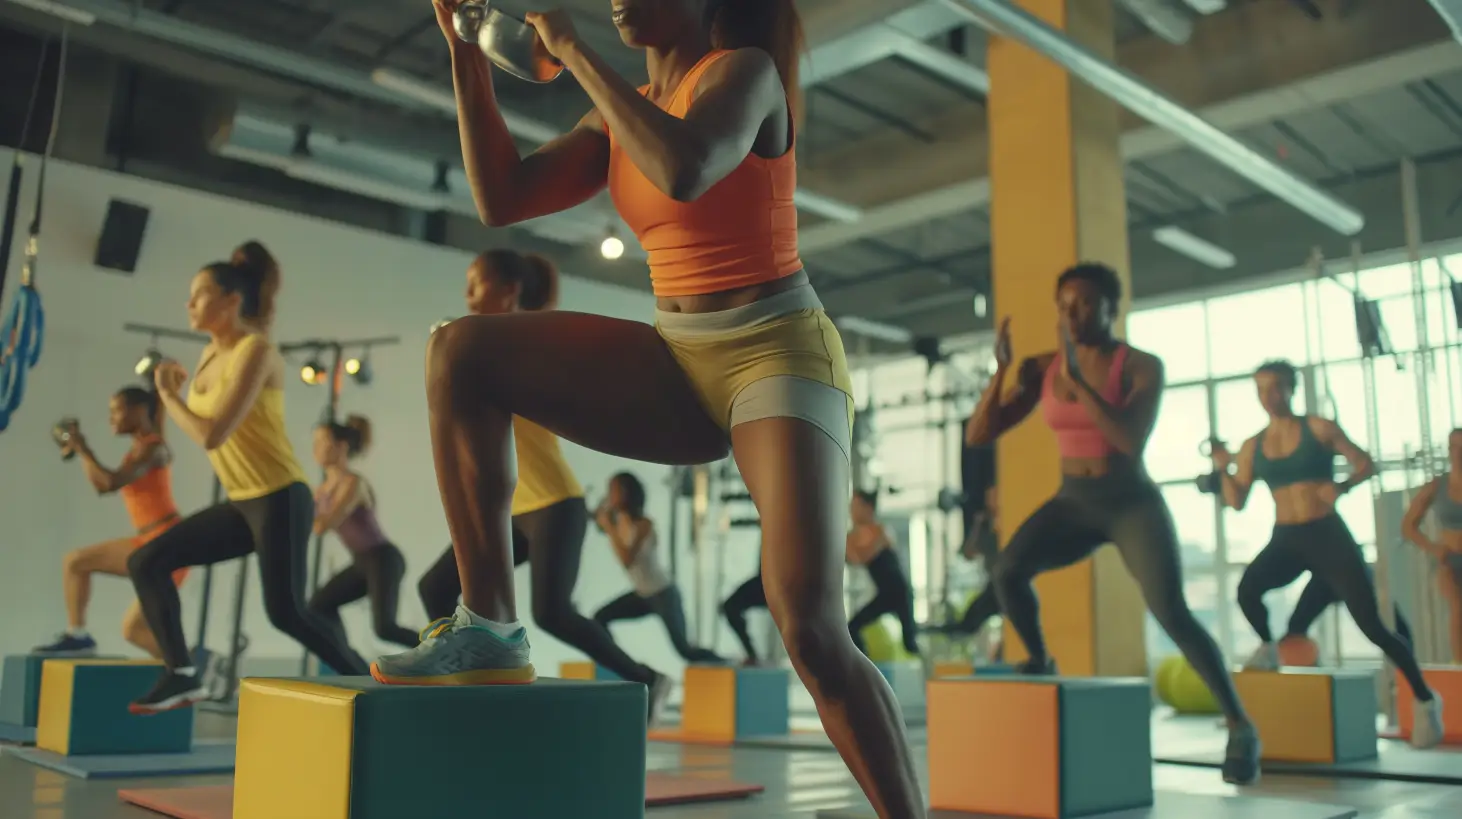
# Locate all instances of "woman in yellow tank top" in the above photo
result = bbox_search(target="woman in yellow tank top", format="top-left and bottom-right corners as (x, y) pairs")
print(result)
(403, 250), (678, 715)
(125, 242), (368, 714)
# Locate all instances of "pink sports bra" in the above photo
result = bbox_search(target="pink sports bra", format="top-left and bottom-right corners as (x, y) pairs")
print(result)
(1040, 344), (1129, 459)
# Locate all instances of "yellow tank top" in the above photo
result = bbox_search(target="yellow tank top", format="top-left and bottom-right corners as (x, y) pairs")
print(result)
(512, 418), (583, 516)
(186, 334), (309, 501)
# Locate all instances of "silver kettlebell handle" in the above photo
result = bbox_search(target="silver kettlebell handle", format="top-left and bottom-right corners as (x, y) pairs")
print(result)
(452, 0), (491, 44)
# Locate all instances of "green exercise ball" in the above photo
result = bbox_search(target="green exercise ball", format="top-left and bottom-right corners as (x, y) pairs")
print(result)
(861, 617), (912, 663)
(1154, 655), (1185, 705)
(1165, 658), (1221, 715)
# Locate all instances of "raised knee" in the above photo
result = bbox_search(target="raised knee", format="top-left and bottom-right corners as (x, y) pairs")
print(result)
(532, 600), (573, 637)
(426, 319), (488, 412)
(63, 549), (87, 574)
(125, 547), (153, 580)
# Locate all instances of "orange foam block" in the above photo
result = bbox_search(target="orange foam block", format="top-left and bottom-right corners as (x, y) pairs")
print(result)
(1396, 666), (1462, 744)
(655, 666), (789, 744)
(1234, 669), (1377, 763)
(558, 661), (621, 681)
(928, 677), (1152, 818)
(932, 661), (971, 679)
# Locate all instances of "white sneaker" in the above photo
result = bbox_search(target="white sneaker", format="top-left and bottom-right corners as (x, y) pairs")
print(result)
(1243, 643), (1279, 671)
(648, 673), (673, 727)
(1412, 694), (1445, 749)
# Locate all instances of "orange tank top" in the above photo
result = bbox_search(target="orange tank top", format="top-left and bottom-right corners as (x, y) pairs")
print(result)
(119, 436), (179, 532)
(606, 49), (802, 298)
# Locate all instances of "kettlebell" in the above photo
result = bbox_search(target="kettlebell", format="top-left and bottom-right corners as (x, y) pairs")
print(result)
(453, 0), (564, 84)
(52, 417), (79, 461)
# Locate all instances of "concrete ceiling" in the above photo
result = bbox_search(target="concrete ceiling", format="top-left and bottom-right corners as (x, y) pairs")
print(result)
(2, 0), (1460, 348)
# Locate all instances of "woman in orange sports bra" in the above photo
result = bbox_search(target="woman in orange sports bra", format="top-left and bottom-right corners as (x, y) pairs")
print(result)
(369, 0), (922, 812)
(35, 387), (183, 660)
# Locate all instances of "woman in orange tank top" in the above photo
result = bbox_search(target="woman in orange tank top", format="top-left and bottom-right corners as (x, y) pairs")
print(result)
(369, 1), (921, 812)
(34, 387), (182, 660)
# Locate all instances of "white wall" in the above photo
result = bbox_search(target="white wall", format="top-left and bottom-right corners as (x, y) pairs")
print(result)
(0, 150), (709, 678)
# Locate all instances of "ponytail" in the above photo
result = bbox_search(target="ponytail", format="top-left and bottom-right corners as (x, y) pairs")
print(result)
(324, 414), (373, 458)
(215, 240), (282, 330)
(707, 0), (805, 121)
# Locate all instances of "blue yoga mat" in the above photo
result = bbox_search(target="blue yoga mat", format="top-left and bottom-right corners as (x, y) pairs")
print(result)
(3, 739), (235, 779)
(0, 721), (34, 744)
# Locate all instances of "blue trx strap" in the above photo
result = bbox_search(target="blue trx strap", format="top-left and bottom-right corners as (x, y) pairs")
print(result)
(0, 29), (67, 432)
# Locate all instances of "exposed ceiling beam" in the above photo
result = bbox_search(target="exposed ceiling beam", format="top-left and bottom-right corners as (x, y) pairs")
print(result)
(799, 1), (1461, 253)
(1427, 0), (1462, 44)
(1115, 0), (1194, 45)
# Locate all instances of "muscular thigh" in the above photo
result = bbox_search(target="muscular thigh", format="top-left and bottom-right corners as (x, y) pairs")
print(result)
(733, 416), (848, 620)
(999, 496), (1105, 574)
(69, 537), (138, 576)
(435, 312), (727, 465)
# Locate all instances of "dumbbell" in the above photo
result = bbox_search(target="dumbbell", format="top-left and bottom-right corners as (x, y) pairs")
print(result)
(51, 417), (79, 460)
(1193, 437), (1227, 494)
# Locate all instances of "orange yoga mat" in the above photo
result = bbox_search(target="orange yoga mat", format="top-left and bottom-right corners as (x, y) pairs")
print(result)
(119, 774), (763, 816)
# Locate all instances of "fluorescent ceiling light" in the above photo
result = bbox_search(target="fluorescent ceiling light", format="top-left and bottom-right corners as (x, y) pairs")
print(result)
(5, 0), (96, 25)
(1181, 0), (1226, 13)
(836, 315), (914, 344)
(1152, 225), (1236, 269)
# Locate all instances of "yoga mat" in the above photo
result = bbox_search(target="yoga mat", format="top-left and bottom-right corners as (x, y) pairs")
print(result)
(0, 721), (35, 744)
(644, 771), (764, 806)
(119, 771), (764, 817)
(1153, 715), (1462, 784)
(120, 785), (232, 819)
(819, 791), (1359, 819)
(5, 739), (235, 779)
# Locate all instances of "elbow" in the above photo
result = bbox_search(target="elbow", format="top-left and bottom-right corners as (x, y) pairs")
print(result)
(477, 204), (523, 228)
(202, 431), (229, 451)
(667, 171), (706, 203)
(664, 144), (713, 203)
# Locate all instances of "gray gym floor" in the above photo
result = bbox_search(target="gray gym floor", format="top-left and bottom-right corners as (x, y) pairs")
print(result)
(2, 711), (1461, 818)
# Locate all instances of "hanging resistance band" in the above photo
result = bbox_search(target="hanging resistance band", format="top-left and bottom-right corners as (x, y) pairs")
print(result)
(0, 28), (68, 432)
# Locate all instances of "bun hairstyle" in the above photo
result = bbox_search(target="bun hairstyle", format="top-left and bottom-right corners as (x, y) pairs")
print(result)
(478, 249), (561, 312)
(208, 240), (281, 329)
(116, 385), (164, 431)
(325, 414), (373, 458)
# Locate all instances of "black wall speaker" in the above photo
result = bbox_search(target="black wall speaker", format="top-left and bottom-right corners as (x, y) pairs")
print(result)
(94, 199), (150, 274)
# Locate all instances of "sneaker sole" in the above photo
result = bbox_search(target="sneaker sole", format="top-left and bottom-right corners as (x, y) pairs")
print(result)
(369, 662), (537, 686)
(128, 688), (207, 715)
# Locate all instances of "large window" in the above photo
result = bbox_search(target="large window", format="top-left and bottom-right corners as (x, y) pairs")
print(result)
(1207, 284), (1308, 377)
(865, 251), (1462, 667)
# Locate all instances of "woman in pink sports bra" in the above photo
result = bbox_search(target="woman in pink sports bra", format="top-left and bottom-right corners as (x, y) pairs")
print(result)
(967, 263), (1260, 787)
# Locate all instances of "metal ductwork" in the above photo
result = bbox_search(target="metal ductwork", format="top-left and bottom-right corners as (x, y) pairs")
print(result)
(3, 0), (863, 225)
(938, 0), (1365, 236)
(1427, 0), (1462, 44)
(804, 3), (989, 94)
(1115, 0), (1194, 45)
(213, 106), (637, 251)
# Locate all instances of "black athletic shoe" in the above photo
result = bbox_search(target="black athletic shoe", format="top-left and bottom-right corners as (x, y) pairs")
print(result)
(1015, 657), (1058, 675)
(1222, 722), (1261, 786)
(128, 671), (207, 715)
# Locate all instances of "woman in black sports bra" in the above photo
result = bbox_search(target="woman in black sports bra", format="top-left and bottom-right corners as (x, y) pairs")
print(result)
(1210, 359), (1442, 749)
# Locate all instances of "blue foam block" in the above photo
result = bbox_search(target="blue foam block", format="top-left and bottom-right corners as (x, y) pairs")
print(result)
(733, 666), (790, 738)
(0, 655), (45, 727)
(974, 662), (1018, 675)
(876, 660), (927, 725)
(4, 740), (236, 779)
(49, 662), (195, 756)
(0, 721), (36, 744)
(595, 666), (624, 682)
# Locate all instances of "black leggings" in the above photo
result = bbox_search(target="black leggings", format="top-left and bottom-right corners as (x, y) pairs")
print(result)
(994, 469), (1245, 721)
(416, 498), (657, 685)
(309, 543), (419, 650)
(722, 570), (768, 661)
(1238, 515), (1432, 700)
(1283, 565), (1413, 647)
(951, 585), (1001, 635)
(594, 585), (724, 663)
(849, 549), (921, 657)
(128, 482), (368, 675)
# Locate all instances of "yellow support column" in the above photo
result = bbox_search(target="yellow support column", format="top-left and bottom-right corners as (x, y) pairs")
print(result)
(988, 0), (1147, 678)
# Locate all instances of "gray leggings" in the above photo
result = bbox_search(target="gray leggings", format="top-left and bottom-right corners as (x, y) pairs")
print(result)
(993, 468), (1246, 722)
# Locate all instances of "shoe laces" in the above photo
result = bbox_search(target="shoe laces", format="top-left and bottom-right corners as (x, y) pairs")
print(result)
(419, 617), (454, 642)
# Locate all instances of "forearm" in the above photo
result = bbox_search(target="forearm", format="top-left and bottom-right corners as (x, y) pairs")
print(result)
(1338, 459), (1376, 492)
(160, 390), (215, 450)
(451, 43), (526, 225)
(965, 370), (1007, 446)
(561, 42), (698, 198)
(1402, 524), (1442, 555)
(77, 448), (116, 493)
(1072, 381), (1140, 456)
(1218, 472), (1248, 511)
